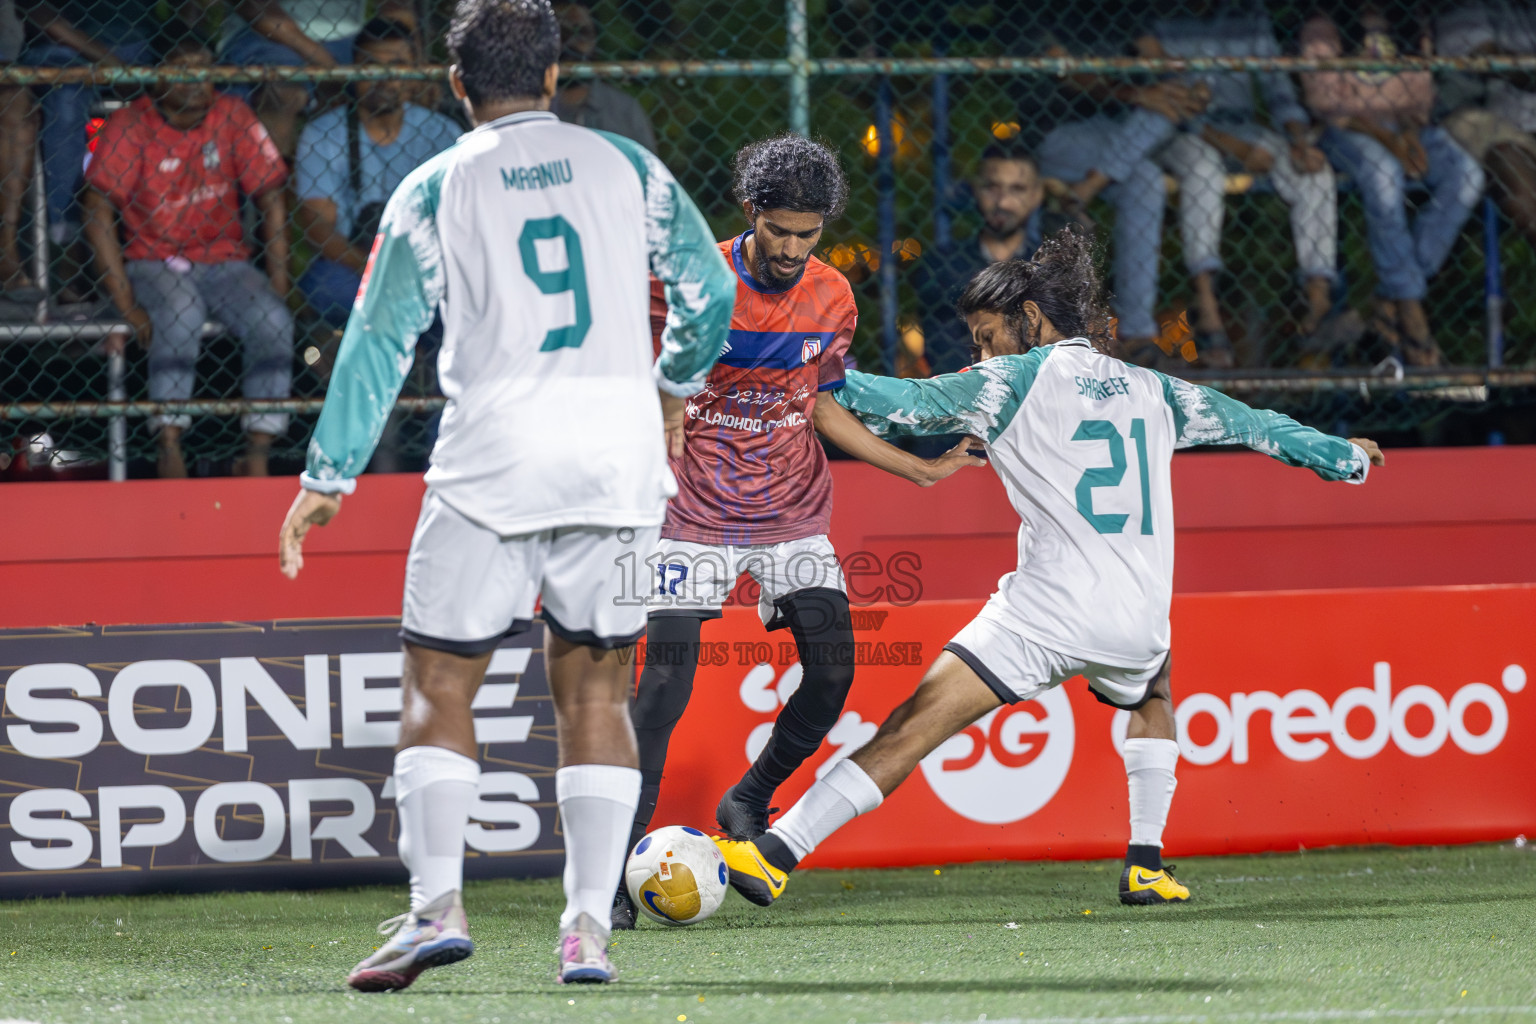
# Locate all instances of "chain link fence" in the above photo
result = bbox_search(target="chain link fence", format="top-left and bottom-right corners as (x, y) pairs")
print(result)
(2, 0), (1535, 480)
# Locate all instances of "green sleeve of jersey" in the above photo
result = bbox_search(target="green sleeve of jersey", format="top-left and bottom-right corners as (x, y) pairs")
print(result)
(597, 131), (733, 396)
(303, 157), (448, 489)
(1156, 372), (1367, 482)
(833, 348), (1048, 443)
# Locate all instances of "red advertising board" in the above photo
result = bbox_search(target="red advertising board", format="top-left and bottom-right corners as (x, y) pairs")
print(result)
(3, 445), (1536, 630)
(651, 585), (1536, 868)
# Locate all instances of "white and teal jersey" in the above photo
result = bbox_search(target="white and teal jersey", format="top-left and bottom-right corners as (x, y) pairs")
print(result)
(303, 110), (735, 535)
(836, 339), (1370, 669)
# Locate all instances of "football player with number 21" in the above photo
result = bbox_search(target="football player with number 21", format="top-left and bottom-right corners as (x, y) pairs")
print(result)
(713, 230), (1386, 908)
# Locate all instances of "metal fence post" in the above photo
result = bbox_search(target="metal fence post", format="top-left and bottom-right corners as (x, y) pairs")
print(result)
(1483, 196), (1504, 369)
(876, 76), (898, 374)
(31, 147), (48, 325)
(931, 63), (952, 252)
(107, 350), (127, 481)
(786, 0), (809, 137)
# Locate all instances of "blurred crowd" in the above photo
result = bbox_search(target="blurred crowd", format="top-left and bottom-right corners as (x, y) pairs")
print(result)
(2, 0), (1535, 477)
(918, 0), (1536, 379)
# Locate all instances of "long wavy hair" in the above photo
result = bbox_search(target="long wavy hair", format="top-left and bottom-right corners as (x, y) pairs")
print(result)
(955, 228), (1117, 354)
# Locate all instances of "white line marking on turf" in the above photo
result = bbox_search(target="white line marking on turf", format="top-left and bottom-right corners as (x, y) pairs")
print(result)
(903, 1007), (1536, 1024)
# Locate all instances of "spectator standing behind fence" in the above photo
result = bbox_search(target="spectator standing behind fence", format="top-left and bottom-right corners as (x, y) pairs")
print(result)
(1437, 3), (1536, 253)
(82, 33), (294, 478)
(549, 0), (657, 151)
(294, 17), (461, 328)
(1301, 8), (1483, 370)
(217, 0), (420, 157)
(0, 0), (36, 292)
(1137, 0), (1346, 368)
(15, 0), (157, 262)
(910, 141), (1044, 375)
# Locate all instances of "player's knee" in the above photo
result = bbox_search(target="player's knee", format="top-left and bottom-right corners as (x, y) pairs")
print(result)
(789, 659), (855, 728)
(402, 658), (478, 713)
(632, 663), (695, 730)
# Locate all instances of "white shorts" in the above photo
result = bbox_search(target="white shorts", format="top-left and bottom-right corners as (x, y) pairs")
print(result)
(402, 490), (660, 654)
(945, 608), (1167, 710)
(646, 534), (846, 629)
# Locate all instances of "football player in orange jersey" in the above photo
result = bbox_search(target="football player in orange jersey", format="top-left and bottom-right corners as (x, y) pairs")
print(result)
(614, 135), (985, 928)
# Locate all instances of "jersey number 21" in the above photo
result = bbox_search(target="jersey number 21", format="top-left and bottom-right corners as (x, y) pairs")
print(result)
(1071, 418), (1153, 536)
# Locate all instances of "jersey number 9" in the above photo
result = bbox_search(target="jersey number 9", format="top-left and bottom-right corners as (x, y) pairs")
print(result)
(519, 215), (592, 351)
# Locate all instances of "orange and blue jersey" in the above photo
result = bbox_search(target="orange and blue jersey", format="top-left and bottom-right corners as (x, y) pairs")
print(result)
(650, 231), (857, 546)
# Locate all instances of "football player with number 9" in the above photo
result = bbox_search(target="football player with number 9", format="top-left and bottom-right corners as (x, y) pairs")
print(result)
(277, 0), (736, 988)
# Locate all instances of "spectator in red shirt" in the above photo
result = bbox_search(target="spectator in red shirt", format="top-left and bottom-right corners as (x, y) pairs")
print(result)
(82, 33), (293, 478)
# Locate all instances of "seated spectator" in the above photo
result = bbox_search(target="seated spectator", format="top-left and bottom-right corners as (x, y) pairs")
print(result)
(550, 0), (657, 151)
(215, 0), (420, 157)
(1301, 8), (1484, 369)
(1137, 0), (1342, 366)
(16, 0), (157, 255)
(910, 141), (1045, 375)
(81, 33), (293, 478)
(294, 17), (462, 328)
(0, 0), (35, 292)
(1035, 89), (1194, 367)
(1437, 3), (1536, 252)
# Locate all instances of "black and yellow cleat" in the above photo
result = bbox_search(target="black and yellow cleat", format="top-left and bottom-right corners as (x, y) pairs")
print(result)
(713, 836), (789, 906)
(1119, 864), (1191, 905)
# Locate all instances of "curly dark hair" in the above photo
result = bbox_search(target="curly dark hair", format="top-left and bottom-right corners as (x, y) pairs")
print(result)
(732, 134), (849, 218)
(955, 228), (1116, 354)
(447, 0), (560, 107)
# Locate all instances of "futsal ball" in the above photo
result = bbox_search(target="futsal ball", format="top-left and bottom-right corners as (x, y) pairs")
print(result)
(624, 825), (729, 926)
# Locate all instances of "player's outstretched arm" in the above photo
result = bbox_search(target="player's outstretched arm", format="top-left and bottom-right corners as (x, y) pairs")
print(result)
(811, 395), (985, 486)
(833, 351), (1047, 445)
(597, 133), (734, 397)
(1156, 372), (1382, 482)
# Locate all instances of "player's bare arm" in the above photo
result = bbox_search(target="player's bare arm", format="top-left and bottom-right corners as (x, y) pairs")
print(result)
(660, 391), (687, 459)
(811, 396), (985, 486)
(278, 487), (342, 580)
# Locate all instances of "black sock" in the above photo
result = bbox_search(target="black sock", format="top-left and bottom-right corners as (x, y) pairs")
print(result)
(627, 615), (704, 850)
(627, 767), (665, 853)
(755, 831), (801, 874)
(733, 589), (856, 810)
(1126, 844), (1164, 871)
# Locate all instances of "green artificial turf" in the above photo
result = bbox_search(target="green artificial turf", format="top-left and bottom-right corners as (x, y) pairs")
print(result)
(1, 844), (1532, 1024)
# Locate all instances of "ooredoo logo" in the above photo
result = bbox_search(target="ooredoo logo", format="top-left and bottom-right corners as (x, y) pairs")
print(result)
(1110, 661), (1523, 765)
(918, 689), (1075, 824)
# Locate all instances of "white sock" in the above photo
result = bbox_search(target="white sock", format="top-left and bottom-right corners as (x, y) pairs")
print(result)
(394, 745), (480, 912)
(556, 764), (642, 931)
(1123, 737), (1179, 848)
(769, 758), (884, 862)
